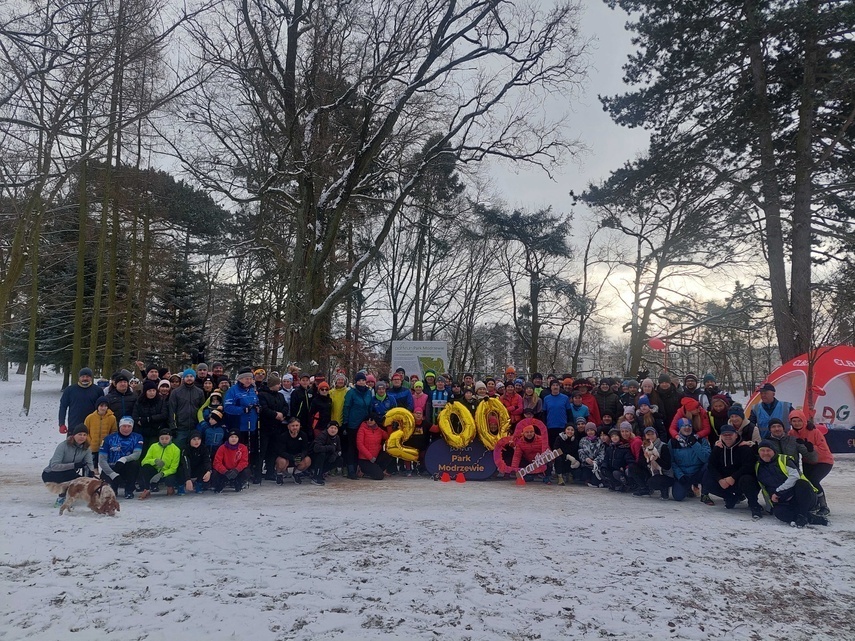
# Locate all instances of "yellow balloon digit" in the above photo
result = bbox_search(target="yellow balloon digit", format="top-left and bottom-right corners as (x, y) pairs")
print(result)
(384, 407), (415, 439)
(475, 397), (511, 450)
(438, 401), (477, 448)
(386, 429), (420, 461)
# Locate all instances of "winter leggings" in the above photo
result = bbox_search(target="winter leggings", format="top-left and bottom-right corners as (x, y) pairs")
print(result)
(358, 452), (397, 480)
(802, 462), (832, 495)
(42, 469), (81, 489)
(672, 469), (705, 502)
(771, 480), (817, 523)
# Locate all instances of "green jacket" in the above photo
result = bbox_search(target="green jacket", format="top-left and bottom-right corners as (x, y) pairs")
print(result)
(141, 441), (182, 477)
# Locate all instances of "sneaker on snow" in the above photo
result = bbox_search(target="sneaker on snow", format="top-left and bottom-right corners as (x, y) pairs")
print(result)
(807, 513), (829, 526)
(816, 506), (830, 517)
(557, 475), (565, 486)
(292, 472), (303, 484)
(794, 515), (808, 528)
(150, 484), (159, 493)
(659, 490), (670, 500)
(276, 474), (284, 485)
(124, 491), (135, 500)
(176, 486), (186, 496)
(700, 494), (715, 506)
(311, 477), (325, 486)
(751, 506), (763, 520)
(54, 495), (66, 508)
(632, 488), (650, 497)
(724, 498), (736, 509)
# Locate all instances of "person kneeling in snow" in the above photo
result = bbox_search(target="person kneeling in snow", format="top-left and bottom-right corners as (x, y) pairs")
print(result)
(311, 421), (343, 485)
(600, 427), (634, 492)
(512, 423), (549, 483)
(577, 422), (605, 487)
(211, 429), (250, 492)
(356, 414), (396, 480)
(274, 417), (312, 484)
(551, 422), (581, 485)
(755, 440), (827, 527)
(181, 430), (212, 494)
(99, 416), (144, 499)
(138, 429), (182, 499)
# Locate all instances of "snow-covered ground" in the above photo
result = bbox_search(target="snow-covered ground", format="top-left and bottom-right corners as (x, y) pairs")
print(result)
(1, 374), (854, 641)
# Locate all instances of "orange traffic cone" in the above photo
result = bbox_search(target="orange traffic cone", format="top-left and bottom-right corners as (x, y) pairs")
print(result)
(455, 473), (466, 484)
(440, 472), (451, 482)
(515, 474), (526, 486)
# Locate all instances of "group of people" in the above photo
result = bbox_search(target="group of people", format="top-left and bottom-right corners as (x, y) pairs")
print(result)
(45, 362), (835, 527)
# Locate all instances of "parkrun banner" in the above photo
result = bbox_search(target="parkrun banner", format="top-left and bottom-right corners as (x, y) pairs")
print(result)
(391, 341), (448, 380)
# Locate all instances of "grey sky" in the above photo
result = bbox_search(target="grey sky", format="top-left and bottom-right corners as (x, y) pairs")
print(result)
(488, 0), (649, 213)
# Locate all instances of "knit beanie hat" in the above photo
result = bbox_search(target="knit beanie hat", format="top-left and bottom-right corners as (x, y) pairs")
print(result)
(182, 368), (197, 379)
(658, 372), (671, 384)
(143, 379), (158, 392)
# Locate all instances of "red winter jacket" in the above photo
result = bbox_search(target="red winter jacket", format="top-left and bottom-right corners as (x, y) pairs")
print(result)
(669, 403), (712, 440)
(356, 423), (388, 460)
(580, 393), (602, 426)
(500, 392), (524, 425)
(213, 442), (249, 474)
(511, 434), (548, 472)
(789, 416), (834, 466)
(623, 435), (643, 461)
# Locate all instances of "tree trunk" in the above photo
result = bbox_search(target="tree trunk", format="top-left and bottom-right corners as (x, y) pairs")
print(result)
(22, 212), (42, 415)
(789, 0), (818, 356)
(744, 0), (798, 362)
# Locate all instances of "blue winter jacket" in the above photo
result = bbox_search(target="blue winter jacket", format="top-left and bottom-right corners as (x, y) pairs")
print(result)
(224, 383), (259, 432)
(342, 386), (373, 431)
(669, 437), (711, 479)
(387, 386), (414, 411)
(99, 431), (144, 466)
(568, 403), (590, 424)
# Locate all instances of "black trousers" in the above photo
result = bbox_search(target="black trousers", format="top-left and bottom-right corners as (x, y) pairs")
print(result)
(101, 460), (140, 493)
(312, 451), (343, 477)
(702, 469), (761, 509)
(358, 452), (396, 480)
(342, 427), (359, 475)
(139, 464), (178, 490)
(771, 480), (817, 523)
(211, 468), (250, 491)
(259, 428), (276, 477)
(803, 462), (832, 495)
(42, 469), (81, 486)
(238, 430), (262, 480)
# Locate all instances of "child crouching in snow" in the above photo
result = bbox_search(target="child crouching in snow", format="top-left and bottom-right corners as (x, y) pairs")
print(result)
(600, 428), (634, 492)
(577, 422), (605, 487)
(211, 430), (250, 493)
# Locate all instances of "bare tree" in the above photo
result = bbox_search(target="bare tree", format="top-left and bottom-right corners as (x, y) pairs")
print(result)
(165, 0), (589, 362)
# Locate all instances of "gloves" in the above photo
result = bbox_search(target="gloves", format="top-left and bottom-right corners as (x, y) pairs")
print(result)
(73, 461), (86, 470)
(59, 424), (67, 434)
(117, 457), (128, 465)
(150, 472), (163, 484)
(226, 469), (239, 480)
(565, 454), (573, 461)
(154, 458), (165, 469)
(370, 457), (377, 463)
(569, 456), (581, 470)
(797, 439), (815, 452)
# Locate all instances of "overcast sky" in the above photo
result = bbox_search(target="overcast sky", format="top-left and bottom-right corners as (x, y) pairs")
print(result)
(488, 0), (650, 213)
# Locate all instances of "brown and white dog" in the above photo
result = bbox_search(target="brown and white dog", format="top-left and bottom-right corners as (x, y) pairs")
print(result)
(46, 478), (121, 516)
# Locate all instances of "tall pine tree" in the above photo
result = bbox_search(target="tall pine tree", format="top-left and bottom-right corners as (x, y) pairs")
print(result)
(149, 266), (204, 371)
(221, 298), (256, 376)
